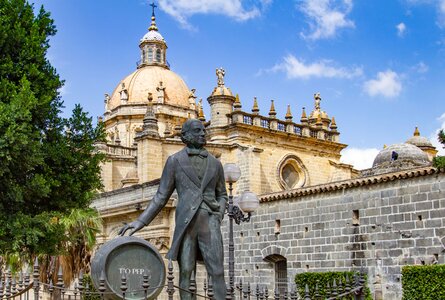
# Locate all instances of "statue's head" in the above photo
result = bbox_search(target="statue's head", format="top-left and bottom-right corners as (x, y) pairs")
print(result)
(181, 119), (206, 149)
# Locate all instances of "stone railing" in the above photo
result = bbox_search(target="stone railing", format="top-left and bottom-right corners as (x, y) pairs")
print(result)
(231, 111), (339, 142)
(103, 144), (137, 157)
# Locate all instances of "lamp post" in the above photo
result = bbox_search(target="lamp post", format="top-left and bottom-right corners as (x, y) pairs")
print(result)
(223, 163), (259, 296)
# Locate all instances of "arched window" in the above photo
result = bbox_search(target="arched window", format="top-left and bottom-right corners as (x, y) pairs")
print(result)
(277, 155), (309, 190)
(156, 49), (161, 62)
(148, 48), (153, 62)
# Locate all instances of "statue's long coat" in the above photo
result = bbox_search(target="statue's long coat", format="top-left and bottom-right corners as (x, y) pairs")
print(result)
(137, 147), (228, 260)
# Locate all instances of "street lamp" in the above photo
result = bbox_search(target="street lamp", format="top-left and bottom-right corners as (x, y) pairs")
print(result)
(223, 163), (259, 296)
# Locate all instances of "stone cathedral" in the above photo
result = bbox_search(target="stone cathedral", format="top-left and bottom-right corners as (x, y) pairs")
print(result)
(99, 12), (355, 195)
(93, 11), (444, 300)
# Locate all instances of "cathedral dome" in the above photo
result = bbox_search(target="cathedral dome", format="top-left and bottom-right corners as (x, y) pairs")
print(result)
(141, 30), (164, 43)
(372, 143), (430, 170)
(107, 66), (191, 110)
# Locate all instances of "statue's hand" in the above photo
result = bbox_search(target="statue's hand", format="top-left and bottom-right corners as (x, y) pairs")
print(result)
(118, 220), (145, 236)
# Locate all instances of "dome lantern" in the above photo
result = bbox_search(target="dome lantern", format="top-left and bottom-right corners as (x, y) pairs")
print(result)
(138, 3), (168, 69)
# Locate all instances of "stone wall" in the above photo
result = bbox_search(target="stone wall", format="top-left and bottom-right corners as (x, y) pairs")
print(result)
(94, 162), (444, 299)
(223, 167), (445, 299)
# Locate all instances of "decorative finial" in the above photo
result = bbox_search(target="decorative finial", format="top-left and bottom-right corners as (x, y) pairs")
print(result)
(198, 99), (205, 121)
(216, 67), (225, 87)
(314, 92), (321, 111)
(330, 116), (337, 131)
(300, 106), (307, 124)
(149, 2), (158, 31)
(413, 126), (420, 136)
(285, 105), (293, 120)
(234, 94), (241, 110)
(252, 97), (259, 114)
(301, 107), (307, 120)
(269, 100), (276, 118)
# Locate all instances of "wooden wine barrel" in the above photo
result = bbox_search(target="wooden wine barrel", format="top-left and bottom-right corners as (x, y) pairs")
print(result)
(91, 236), (166, 300)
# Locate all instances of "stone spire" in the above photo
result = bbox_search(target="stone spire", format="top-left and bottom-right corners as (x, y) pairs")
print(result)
(141, 93), (159, 137)
(234, 94), (242, 111)
(198, 99), (206, 121)
(300, 107), (308, 124)
(330, 116), (337, 131)
(285, 105), (293, 121)
(269, 100), (277, 118)
(252, 97), (259, 115)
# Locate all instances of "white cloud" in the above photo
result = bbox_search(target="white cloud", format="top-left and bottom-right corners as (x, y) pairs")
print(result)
(413, 61), (429, 73)
(429, 113), (445, 155)
(439, 0), (445, 28)
(158, 0), (266, 29)
(340, 147), (380, 170)
(396, 22), (406, 37)
(405, 0), (445, 28)
(299, 0), (355, 40)
(363, 70), (402, 98)
(270, 54), (363, 79)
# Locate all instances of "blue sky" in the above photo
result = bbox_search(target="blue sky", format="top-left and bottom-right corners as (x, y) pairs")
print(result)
(32, 0), (445, 169)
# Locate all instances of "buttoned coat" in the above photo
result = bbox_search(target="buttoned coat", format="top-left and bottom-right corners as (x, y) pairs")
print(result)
(136, 147), (228, 260)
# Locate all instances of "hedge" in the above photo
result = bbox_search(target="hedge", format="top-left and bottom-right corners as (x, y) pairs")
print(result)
(295, 271), (372, 300)
(402, 265), (445, 300)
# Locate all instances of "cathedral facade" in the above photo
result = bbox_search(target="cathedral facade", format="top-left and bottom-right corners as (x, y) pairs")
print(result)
(98, 12), (355, 197)
(93, 12), (444, 300)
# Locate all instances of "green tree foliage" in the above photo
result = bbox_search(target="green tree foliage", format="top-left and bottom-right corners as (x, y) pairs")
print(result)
(0, 0), (105, 263)
(433, 129), (445, 168)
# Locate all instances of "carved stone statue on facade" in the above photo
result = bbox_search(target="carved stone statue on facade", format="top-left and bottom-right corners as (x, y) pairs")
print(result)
(156, 81), (166, 104)
(216, 67), (225, 87)
(314, 92), (321, 111)
(119, 119), (228, 300)
(114, 126), (121, 144)
(120, 83), (128, 102)
(188, 88), (197, 110)
(104, 93), (111, 111)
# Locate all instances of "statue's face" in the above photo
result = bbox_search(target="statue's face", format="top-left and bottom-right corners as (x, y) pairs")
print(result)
(185, 121), (206, 148)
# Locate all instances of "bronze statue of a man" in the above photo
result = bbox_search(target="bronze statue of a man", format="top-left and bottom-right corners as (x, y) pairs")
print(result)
(119, 119), (228, 300)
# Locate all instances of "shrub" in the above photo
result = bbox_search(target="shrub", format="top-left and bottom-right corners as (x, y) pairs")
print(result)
(402, 265), (445, 300)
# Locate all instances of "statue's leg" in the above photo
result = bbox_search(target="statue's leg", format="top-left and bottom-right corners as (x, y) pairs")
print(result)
(198, 213), (226, 300)
(178, 214), (199, 300)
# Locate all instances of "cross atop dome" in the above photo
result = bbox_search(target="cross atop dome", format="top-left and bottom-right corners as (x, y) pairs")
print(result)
(148, 2), (158, 31)
(150, 2), (157, 17)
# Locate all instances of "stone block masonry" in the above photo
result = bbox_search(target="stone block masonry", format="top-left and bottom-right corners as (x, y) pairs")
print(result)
(223, 168), (445, 300)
